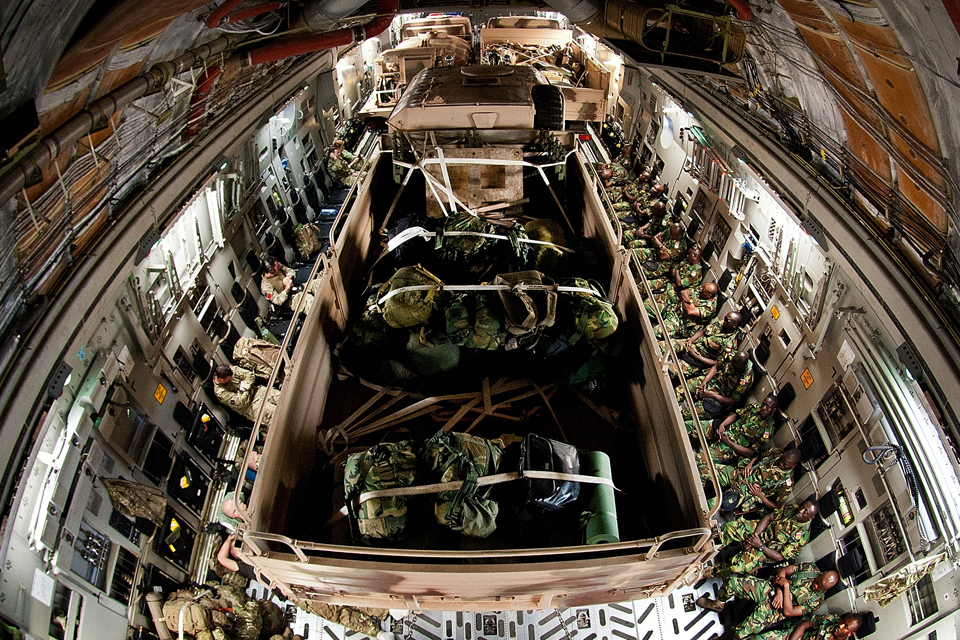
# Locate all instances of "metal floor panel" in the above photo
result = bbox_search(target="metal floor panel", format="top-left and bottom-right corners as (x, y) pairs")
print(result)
(256, 580), (725, 640)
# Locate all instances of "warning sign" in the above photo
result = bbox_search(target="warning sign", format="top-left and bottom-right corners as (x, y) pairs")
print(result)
(800, 368), (814, 389)
(154, 383), (167, 404)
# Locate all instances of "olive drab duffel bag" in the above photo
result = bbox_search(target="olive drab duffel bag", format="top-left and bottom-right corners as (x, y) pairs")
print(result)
(344, 441), (419, 540)
(422, 430), (504, 538)
(495, 271), (557, 347)
(378, 265), (444, 329)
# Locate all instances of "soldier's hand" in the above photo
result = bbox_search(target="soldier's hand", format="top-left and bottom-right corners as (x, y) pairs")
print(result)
(747, 483), (764, 497)
(747, 533), (763, 549)
(772, 592), (784, 610)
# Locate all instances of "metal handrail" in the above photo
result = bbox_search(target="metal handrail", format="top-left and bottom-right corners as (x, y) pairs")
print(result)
(233, 252), (329, 523)
(240, 526), (713, 560)
(328, 141), (382, 249)
(630, 250), (722, 522)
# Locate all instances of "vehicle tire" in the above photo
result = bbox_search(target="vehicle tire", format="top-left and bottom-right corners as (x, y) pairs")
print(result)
(532, 84), (564, 130)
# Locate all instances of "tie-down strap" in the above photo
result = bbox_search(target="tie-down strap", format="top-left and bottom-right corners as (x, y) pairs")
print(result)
(358, 470), (617, 504)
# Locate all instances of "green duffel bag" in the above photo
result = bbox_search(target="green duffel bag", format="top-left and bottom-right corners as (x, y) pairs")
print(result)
(445, 293), (502, 351)
(422, 430), (503, 538)
(345, 441), (419, 540)
(378, 265), (443, 329)
(564, 278), (619, 344)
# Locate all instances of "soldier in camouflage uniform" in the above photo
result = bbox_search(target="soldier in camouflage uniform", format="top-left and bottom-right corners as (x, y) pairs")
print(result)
(681, 350), (754, 425)
(697, 563), (839, 638)
(628, 202), (669, 249)
(327, 140), (360, 186)
(213, 365), (280, 428)
(714, 499), (818, 576)
(233, 336), (280, 378)
(677, 281), (719, 336)
(635, 223), (688, 262)
(299, 601), (389, 637)
(609, 180), (643, 219)
(693, 393), (776, 463)
(262, 259), (318, 312)
(613, 143), (634, 170)
(603, 161), (629, 187)
(745, 612), (861, 640)
(712, 448), (802, 512)
(667, 310), (739, 379)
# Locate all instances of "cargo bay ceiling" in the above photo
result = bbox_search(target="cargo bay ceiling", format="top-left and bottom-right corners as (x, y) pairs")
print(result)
(0, 0), (958, 369)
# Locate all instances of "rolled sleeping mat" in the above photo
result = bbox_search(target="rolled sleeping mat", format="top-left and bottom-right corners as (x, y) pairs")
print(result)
(580, 450), (619, 544)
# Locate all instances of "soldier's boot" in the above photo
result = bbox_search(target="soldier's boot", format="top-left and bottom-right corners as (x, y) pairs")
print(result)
(696, 596), (725, 613)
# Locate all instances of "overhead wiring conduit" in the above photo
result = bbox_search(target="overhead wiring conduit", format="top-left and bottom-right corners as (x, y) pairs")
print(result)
(0, 35), (234, 207)
(239, 0), (398, 66)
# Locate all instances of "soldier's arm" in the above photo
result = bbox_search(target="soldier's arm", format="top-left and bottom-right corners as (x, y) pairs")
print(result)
(217, 535), (240, 573)
(752, 511), (776, 536)
(233, 367), (257, 390)
(788, 620), (812, 640)
(780, 581), (803, 617)
(264, 279), (289, 306)
(720, 435), (759, 459)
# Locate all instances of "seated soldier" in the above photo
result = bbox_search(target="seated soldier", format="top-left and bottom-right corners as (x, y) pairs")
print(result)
(610, 179), (643, 219)
(678, 280), (719, 336)
(213, 364), (280, 428)
(644, 245), (699, 287)
(672, 246), (704, 290)
(261, 257), (319, 313)
(668, 310), (739, 379)
(711, 447), (802, 512)
(613, 142), (634, 170)
(327, 139), (361, 186)
(629, 200), (669, 248)
(218, 491), (245, 532)
(653, 282), (717, 340)
(217, 533), (258, 581)
(681, 350), (754, 424)
(697, 563), (839, 639)
(746, 612), (862, 640)
(699, 393), (778, 463)
(712, 498), (819, 577)
(635, 222), (687, 262)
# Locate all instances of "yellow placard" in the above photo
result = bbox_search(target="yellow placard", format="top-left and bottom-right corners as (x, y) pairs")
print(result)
(770, 305), (780, 320)
(801, 368), (814, 389)
(154, 383), (167, 404)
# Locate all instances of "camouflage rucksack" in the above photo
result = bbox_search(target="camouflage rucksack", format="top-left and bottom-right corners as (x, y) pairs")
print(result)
(351, 288), (393, 348)
(294, 223), (324, 258)
(422, 430), (504, 538)
(379, 265), (443, 329)
(162, 589), (231, 636)
(445, 293), (502, 350)
(563, 278), (619, 344)
(234, 337), (280, 377)
(345, 441), (419, 540)
(495, 271), (557, 348)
